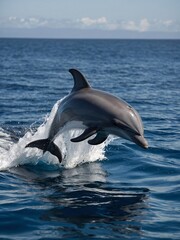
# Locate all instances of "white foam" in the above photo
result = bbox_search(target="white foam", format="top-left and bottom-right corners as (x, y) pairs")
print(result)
(0, 100), (112, 171)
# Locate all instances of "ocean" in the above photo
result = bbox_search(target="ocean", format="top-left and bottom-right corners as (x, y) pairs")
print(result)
(0, 38), (179, 239)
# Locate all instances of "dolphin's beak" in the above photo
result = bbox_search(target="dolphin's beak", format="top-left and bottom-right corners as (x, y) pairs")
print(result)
(132, 135), (148, 149)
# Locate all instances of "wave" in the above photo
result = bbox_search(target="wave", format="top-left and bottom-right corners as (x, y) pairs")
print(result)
(0, 100), (112, 171)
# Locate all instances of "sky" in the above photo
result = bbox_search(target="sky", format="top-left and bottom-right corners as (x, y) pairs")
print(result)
(0, 0), (180, 38)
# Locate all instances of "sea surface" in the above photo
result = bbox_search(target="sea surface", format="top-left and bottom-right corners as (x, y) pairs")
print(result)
(0, 38), (179, 240)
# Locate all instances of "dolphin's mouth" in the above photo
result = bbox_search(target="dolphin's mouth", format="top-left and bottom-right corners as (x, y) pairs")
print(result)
(132, 135), (148, 149)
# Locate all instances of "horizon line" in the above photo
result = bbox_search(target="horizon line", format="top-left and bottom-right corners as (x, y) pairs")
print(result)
(0, 37), (179, 40)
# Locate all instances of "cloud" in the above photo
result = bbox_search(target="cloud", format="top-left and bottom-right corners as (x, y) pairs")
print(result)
(0, 16), (74, 29)
(162, 20), (173, 27)
(121, 20), (137, 31)
(2, 16), (48, 28)
(121, 18), (150, 32)
(151, 19), (179, 32)
(139, 18), (150, 32)
(0, 16), (179, 33)
(78, 17), (107, 27)
(78, 17), (150, 31)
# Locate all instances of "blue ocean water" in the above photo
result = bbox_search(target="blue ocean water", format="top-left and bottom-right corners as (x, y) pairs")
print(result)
(0, 38), (180, 239)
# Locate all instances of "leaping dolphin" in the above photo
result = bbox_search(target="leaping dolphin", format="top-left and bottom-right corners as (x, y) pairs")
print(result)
(25, 69), (148, 162)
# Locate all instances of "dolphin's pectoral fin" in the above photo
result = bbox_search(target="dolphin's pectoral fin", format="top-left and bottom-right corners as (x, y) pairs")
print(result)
(71, 127), (98, 143)
(25, 139), (62, 163)
(88, 131), (108, 145)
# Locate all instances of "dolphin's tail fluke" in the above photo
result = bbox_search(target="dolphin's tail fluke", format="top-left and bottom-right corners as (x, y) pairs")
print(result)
(25, 139), (62, 163)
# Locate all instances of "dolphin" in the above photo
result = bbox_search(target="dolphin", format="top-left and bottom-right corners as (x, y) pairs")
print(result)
(25, 69), (148, 162)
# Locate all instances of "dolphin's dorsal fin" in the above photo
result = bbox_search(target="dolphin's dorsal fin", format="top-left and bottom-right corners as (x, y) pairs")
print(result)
(69, 69), (91, 92)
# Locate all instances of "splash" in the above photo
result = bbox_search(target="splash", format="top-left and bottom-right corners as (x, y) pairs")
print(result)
(0, 100), (112, 171)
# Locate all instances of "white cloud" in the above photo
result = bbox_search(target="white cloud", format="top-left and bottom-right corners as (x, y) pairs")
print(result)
(121, 18), (150, 32)
(29, 18), (39, 23)
(162, 20), (173, 27)
(3, 16), (42, 28)
(152, 19), (179, 32)
(78, 17), (107, 26)
(139, 18), (150, 32)
(121, 20), (137, 31)
(0, 16), (179, 33)
(9, 16), (17, 21)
